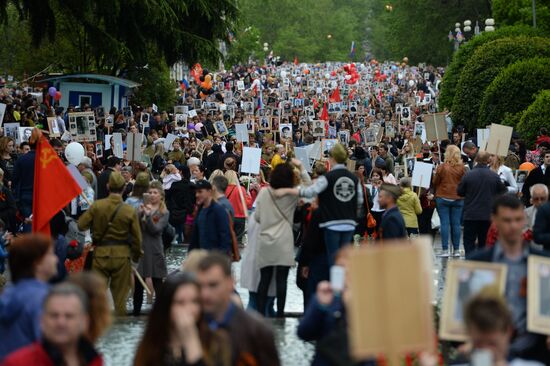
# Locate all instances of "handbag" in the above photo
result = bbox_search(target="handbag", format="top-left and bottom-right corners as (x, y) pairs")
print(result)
(227, 213), (241, 262)
(64, 214), (86, 260)
(162, 223), (176, 251)
(363, 183), (377, 229)
(431, 208), (441, 230)
(85, 203), (124, 269)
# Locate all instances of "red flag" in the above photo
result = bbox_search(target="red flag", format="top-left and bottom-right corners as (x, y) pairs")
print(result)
(294, 56), (299, 65)
(32, 136), (82, 235)
(320, 102), (329, 121)
(330, 87), (341, 102)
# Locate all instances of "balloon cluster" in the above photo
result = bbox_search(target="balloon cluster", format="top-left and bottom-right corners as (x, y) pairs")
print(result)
(48, 86), (62, 101)
(199, 69), (214, 100)
(374, 69), (387, 82)
(343, 63), (359, 85)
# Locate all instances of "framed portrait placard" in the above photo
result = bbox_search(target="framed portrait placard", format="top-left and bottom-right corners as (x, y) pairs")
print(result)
(439, 260), (508, 342)
(47, 117), (61, 138)
(68, 112), (97, 142)
(528, 255), (550, 335)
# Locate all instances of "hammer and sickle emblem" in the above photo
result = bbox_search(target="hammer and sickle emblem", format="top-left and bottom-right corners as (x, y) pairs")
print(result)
(41, 148), (57, 169)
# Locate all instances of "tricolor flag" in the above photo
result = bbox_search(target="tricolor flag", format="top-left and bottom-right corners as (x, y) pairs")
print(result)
(349, 41), (356, 59)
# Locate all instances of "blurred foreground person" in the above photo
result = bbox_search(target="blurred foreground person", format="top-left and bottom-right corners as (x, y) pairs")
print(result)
(134, 272), (231, 366)
(0, 234), (57, 361)
(298, 247), (375, 366)
(457, 292), (544, 366)
(196, 253), (280, 365)
(470, 195), (550, 362)
(2, 283), (102, 366)
(67, 272), (112, 343)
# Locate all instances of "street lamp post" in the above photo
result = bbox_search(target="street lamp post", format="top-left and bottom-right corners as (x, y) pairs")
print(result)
(532, 0), (537, 28)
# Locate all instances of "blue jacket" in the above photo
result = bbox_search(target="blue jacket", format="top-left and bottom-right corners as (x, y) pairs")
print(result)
(380, 206), (407, 240)
(0, 279), (50, 361)
(189, 201), (231, 255)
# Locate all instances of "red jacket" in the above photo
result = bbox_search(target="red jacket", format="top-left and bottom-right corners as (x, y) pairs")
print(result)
(2, 342), (102, 366)
(225, 184), (252, 219)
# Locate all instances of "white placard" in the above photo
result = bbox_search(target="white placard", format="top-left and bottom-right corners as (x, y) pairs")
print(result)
(188, 109), (197, 118)
(237, 80), (245, 91)
(477, 128), (490, 151)
(412, 161), (433, 189)
(112, 133), (124, 158)
(164, 133), (178, 151)
(3, 123), (20, 142)
(294, 147), (312, 173)
(241, 147), (262, 174)
(486, 123), (513, 157)
(0, 103), (6, 127)
(305, 140), (322, 160)
(126, 133), (143, 162)
(235, 123), (249, 143)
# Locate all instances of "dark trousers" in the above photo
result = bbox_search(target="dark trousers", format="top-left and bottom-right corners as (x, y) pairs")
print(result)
(233, 217), (246, 243)
(133, 276), (163, 316)
(463, 220), (491, 256)
(257, 265), (290, 318)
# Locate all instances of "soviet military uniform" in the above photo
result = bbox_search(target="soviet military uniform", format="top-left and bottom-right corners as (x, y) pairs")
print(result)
(78, 194), (142, 316)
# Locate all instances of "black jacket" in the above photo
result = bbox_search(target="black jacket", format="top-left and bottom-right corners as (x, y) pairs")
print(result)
(521, 166), (550, 206)
(533, 202), (550, 250)
(96, 167), (114, 200)
(457, 164), (507, 221)
(165, 179), (194, 225)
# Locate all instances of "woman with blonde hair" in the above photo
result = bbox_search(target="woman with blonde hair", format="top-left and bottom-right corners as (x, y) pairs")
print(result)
(133, 180), (170, 315)
(224, 170), (252, 243)
(433, 144), (465, 257)
(489, 154), (518, 194)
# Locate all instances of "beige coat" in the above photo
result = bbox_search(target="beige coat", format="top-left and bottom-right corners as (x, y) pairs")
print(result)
(254, 187), (298, 269)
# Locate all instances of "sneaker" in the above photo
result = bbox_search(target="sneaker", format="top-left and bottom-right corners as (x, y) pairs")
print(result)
(453, 249), (461, 257)
(438, 250), (449, 258)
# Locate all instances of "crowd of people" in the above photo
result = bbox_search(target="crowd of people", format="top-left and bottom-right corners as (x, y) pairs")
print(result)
(0, 59), (549, 365)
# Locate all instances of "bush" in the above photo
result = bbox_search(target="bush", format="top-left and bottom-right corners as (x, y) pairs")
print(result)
(451, 36), (550, 131)
(517, 90), (550, 148)
(479, 58), (550, 127)
(439, 25), (543, 111)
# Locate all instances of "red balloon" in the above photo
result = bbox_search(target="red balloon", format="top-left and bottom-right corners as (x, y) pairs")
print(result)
(330, 71), (336, 77)
(54, 91), (62, 101)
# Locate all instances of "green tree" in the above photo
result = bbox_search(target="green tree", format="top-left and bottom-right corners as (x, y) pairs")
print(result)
(225, 26), (263, 67)
(493, 0), (550, 33)
(517, 89), (550, 147)
(451, 36), (550, 131)
(364, 0), (492, 65)
(438, 25), (543, 110)
(0, 0), (238, 71)
(478, 57), (550, 127)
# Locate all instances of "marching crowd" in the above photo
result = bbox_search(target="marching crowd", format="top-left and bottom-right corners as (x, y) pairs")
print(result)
(0, 60), (549, 365)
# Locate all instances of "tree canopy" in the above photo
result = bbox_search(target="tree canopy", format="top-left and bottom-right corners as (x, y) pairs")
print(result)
(0, 0), (239, 73)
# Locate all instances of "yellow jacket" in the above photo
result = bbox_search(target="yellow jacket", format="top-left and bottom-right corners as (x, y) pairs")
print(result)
(397, 187), (422, 229)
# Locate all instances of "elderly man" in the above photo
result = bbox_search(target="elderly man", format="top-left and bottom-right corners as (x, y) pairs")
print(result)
(2, 283), (102, 366)
(525, 184), (549, 235)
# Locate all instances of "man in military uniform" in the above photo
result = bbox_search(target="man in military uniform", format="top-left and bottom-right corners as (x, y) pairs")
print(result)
(78, 171), (142, 316)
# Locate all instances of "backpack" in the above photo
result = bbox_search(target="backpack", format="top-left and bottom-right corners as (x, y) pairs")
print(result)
(65, 214), (86, 260)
